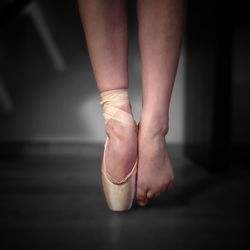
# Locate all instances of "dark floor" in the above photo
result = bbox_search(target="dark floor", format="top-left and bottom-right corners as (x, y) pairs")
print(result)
(0, 150), (249, 250)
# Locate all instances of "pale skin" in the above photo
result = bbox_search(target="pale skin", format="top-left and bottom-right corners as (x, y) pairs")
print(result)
(78, 0), (185, 206)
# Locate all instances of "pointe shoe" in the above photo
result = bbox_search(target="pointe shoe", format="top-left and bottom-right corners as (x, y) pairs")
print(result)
(100, 89), (137, 211)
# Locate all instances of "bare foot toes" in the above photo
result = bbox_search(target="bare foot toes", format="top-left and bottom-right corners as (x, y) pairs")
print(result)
(136, 121), (174, 206)
(136, 183), (149, 206)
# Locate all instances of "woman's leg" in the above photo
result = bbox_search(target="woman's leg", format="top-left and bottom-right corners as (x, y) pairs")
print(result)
(136, 0), (186, 206)
(78, 0), (137, 180)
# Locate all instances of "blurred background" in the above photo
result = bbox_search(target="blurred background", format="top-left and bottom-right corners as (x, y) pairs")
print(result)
(0, 0), (249, 249)
(0, 0), (185, 146)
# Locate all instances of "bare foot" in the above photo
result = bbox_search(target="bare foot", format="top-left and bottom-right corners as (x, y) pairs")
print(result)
(105, 104), (138, 182)
(136, 117), (174, 206)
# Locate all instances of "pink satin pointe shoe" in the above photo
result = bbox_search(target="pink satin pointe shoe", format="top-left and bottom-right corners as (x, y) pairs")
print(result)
(100, 89), (137, 211)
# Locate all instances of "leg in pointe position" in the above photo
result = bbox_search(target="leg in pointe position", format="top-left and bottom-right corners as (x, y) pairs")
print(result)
(78, 0), (138, 210)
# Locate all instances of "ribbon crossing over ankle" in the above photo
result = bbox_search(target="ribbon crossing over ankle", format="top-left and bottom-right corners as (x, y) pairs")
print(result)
(100, 89), (136, 127)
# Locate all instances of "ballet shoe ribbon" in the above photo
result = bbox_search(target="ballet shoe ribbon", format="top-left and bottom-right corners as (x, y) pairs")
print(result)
(100, 89), (136, 127)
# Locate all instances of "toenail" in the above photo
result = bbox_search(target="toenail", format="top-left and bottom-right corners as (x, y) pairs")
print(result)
(146, 191), (153, 199)
(139, 201), (147, 207)
(138, 199), (148, 207)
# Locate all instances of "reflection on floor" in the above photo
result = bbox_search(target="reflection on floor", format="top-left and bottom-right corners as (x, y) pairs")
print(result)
(0, 150), (249, 250)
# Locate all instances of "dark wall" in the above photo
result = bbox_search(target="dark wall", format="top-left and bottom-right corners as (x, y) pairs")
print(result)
(184, 0), (250, 167)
